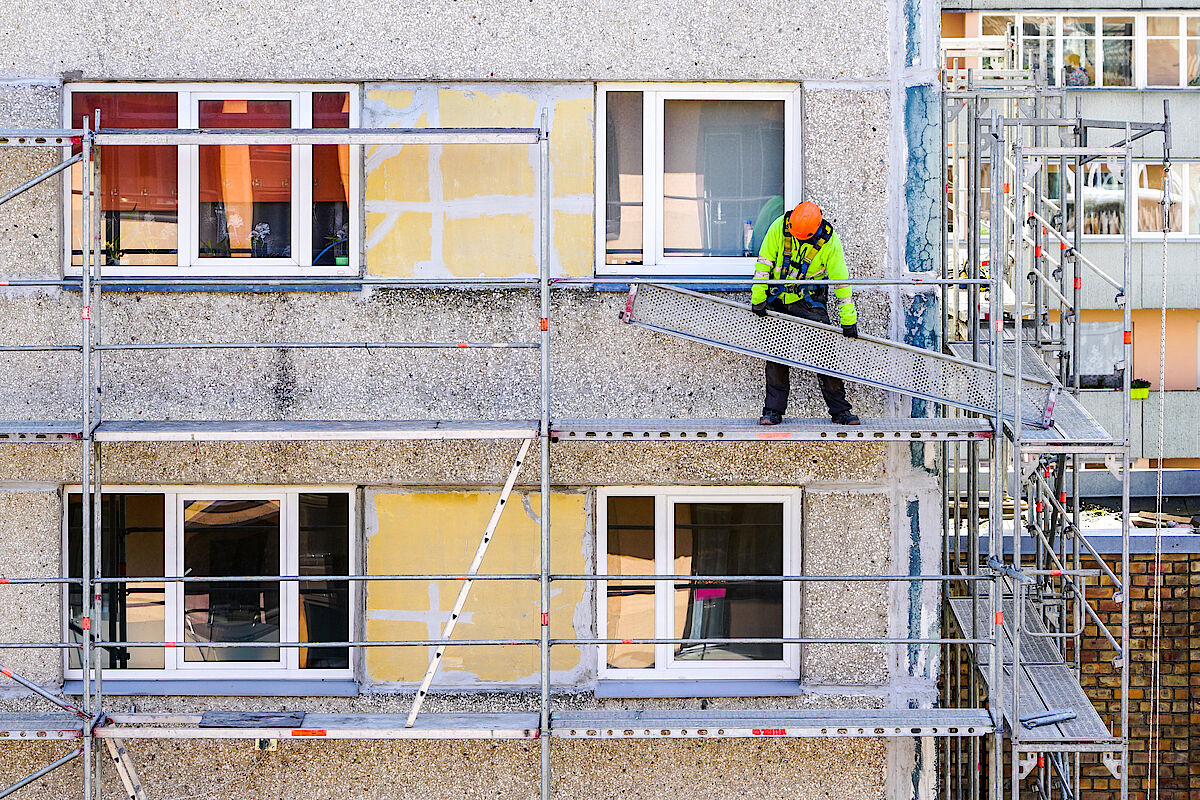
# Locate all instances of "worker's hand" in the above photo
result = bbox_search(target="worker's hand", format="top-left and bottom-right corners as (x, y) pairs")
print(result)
(752, 302), (768, 317)
(842, 323), (858, 339)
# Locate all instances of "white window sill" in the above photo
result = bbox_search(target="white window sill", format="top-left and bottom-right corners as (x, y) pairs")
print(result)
(594, 679), (803, 699)
(63, 679), (359, 697)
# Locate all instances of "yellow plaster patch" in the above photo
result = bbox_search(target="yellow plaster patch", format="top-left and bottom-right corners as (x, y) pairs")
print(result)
(553, 211), (593, 278)
(551, 97), (594, 198)
(442, 214), (536, 276)
(438, 89), (536, 200)
(366, 89), (416, 112)
(365, 114), (431, 205)
(366, 491), (586, 683)
(366, 211), (433, 277)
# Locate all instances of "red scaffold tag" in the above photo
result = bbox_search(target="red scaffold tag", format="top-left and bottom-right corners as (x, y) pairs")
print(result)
(995, 611), (1004, 626)
(81, 617), (90, 631)
(82, 307), (91, 320)
(540, 612), (549, 626)
(539, 318), (548, 332)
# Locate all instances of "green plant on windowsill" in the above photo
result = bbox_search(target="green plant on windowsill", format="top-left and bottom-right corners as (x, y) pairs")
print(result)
(199, 234), (231, 259)
(320, 223), (350, 266)
(1130, 379), (1151, 400)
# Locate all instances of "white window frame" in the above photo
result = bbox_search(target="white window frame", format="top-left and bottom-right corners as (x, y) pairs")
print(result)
(63, 83), (361, 279)
(1001, 11), (1200, 89)
(594, 83), (802, 277)
(596, 486), (801, 681)
(62, 485), (357, 681)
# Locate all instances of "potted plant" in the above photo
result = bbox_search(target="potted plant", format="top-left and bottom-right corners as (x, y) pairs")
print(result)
(1130, 379), (1151, 400)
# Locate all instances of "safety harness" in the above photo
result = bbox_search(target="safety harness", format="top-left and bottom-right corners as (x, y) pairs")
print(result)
(774, 211), (834, 305)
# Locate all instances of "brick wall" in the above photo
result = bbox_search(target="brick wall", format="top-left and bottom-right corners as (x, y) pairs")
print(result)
(940, 551), (1200, 799)
(1078, 551), (1200, 800)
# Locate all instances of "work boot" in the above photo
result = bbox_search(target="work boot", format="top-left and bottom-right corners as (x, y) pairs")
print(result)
(832, 411), (861, 426)
(758, 410), (783, 426)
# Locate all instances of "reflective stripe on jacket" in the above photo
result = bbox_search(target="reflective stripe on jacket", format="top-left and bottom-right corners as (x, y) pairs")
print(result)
(751, 214), (857, 326)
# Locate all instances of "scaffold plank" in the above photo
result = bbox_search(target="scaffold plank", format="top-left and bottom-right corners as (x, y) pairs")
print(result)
(98, 712), (539, 740)
(0, 422), (83, 442)
(91, 128), (540, 146)
(0, 713), (85, 740)
(550, 708), (993, 738)
(948, 595), (1117, 747)
(621, 284), (1054, 425)
(551, 417), (993, 442)
(93, 419), (539, 442)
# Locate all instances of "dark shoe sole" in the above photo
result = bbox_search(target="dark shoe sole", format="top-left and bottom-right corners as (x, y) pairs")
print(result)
(833, 416), (861, 426)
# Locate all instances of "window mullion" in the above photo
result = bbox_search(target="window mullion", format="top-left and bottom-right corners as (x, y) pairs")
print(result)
(165, 492), (181, 672)
(295, 94), (311, 271)
(179, 92), (195, 271)
(655, 494), (669, 674)
(643, 91), (658, 269)
(283, 492), (299, 672)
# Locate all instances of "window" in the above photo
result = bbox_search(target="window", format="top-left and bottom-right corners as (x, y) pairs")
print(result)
(1135, 164), (1182, 234)
(1078, 321), (1124, 388)
(65, 84), (358, 277)
(994, 12), (1200, 88)
(65, 487), (353, 679)
(596, 85), (800, 276)
(598, 487), (800, 680)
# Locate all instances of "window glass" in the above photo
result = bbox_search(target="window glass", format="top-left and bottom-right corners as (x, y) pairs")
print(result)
(1079, 164), (1125, 235)
(671, 502), (783, 662)
(1022, 17), (1058, 85)
(662, 100), (784, 258)
(1078, 321), (1124, 388)
(1100, 17), (1134, 86)
(1147, 17), (1182, 86)
(1063, 17), (1096, 86)
(1190, 165), (1200, 235)
(605, 496), (656, 669)
(182, 499), (281, 663)
(604, 92), (644, 266)
(1137, 165), (1183, 233)
(1187, 20), (1200, 85)
(311, 93), (351, 267)
(68, 494), (166, 669)
(298, 493), (350, 669)
(71, 92), (178, 268)
(197, 100), (292, 259)
(981, 15), (1014, 36)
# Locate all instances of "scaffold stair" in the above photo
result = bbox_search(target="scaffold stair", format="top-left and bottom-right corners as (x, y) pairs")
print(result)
(620, 284), (1054, 426)
(948, 592), (1118, 752)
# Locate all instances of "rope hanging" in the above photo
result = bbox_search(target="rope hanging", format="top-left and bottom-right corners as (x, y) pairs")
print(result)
(1148, 154), (1170, 800)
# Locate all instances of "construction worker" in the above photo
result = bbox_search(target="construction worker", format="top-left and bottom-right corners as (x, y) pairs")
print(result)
(751, 200), (860, 426)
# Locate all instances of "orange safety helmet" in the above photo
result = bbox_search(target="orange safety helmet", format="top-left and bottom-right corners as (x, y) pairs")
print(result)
(788, 201), (824, 241)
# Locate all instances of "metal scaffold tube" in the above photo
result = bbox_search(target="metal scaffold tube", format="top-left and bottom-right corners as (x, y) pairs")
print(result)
(537, 109), (552, 800)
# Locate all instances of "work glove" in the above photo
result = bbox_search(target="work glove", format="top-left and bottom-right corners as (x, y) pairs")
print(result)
(752, 302), (768, 317)
(842, 323), (858, 339)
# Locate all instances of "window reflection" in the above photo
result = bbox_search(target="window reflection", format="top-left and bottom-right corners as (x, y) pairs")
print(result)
(604, 92), (644, 266)
(312, 93), (351, 267)
(198, 100), (292, 259)
(672, 502), (783, 662)
(605, 496), (656, 669)
(183, 499), (280, 663)
(71, 92), (178, 268)
(662, 100), (784, 258)
(299, 493), (350, 669)
(68, 494), (166, 669)
(1137, 165), (1183, 233)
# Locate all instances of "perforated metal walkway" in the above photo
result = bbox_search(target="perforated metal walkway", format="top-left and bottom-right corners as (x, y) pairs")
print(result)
(948, 593), (1118, 751)
(621, 284), (1054, 425)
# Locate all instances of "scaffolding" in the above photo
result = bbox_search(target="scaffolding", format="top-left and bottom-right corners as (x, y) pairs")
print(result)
(0, 70), (1165, 799)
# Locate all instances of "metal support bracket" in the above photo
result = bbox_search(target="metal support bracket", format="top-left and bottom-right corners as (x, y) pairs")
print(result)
(1102, 751), (1123, 779)
(1018, 751), (1038, 780)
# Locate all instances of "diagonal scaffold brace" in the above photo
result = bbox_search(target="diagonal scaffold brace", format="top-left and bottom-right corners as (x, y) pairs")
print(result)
(620, 283), (1057, 427)
(405, 438), (534, 727)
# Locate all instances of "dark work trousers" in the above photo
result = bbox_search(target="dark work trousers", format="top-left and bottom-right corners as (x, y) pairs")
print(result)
(763, 298), (852, 418)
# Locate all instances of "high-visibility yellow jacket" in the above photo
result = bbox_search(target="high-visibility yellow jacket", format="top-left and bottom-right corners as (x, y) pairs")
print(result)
(751, 214), (857, 326)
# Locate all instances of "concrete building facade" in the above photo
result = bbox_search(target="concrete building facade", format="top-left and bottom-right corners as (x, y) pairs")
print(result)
(0, 1), (948, 797)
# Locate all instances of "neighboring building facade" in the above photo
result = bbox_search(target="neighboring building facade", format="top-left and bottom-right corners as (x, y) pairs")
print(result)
(0, 1), (947, 798)
(943, 4), (1200, 468)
